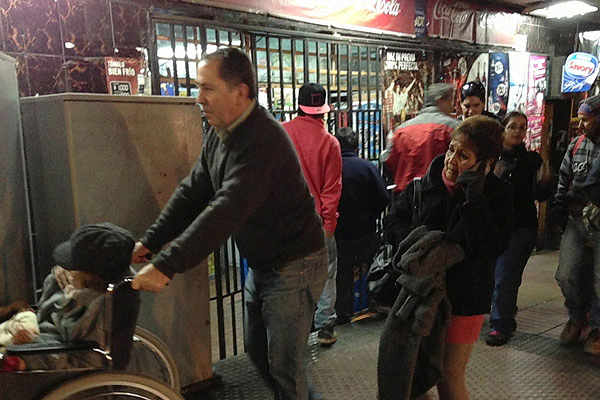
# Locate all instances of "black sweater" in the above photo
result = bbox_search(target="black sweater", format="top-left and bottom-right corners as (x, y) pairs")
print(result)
(142, 104), (325, 277)
(495, 143), (547, 229)
(383, 155), (513, 315)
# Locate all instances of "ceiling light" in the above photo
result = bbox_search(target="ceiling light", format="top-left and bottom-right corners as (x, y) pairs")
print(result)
(582, 31), (600, 41)
(64, 41), (75, 49)
(528, 1), (598, 19)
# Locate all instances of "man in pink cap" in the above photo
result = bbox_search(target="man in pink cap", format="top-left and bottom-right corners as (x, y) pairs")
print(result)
(282, 83), (342, 346)
(553, 94), (600, 355)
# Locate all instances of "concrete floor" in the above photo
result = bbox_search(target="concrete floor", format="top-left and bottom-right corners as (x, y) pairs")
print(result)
(194, 250), (600, 400)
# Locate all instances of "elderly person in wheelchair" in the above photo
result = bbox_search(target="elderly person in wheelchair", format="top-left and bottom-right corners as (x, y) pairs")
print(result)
(0, 223), (182, 399)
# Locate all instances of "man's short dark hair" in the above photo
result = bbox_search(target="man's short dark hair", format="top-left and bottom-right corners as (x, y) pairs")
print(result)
(297, 109), (324, 118)
(203, 48), (257, 99)
(335, 127), (358, 150)
(461, 81), (486, 102)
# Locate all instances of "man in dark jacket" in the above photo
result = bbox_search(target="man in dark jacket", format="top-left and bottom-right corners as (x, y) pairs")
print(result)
(553, 94), (600, 355)
(131, 48), (328, 400)
(334, 127), (389, 324)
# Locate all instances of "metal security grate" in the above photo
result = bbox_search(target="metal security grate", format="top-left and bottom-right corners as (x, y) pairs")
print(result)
(151, 16), (384, 360)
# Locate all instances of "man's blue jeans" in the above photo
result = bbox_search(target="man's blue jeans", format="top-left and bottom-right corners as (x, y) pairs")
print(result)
(556, 216), (599, 328)
(244, 247), (328, 400)
(314, 235), (338, 330)
(490, 227), (537, 334)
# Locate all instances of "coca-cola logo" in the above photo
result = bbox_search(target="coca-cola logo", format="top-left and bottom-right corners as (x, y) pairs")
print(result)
(433, 0), (472, 23)
(367, 0), (401, 17)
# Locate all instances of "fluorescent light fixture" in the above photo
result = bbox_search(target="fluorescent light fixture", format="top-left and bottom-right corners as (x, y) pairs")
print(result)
(529, 1), (598, 19)
(582, 30), (600, 41)
(514, 34), (528, 52)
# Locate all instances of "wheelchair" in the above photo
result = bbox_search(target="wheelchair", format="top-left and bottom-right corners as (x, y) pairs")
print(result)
(0, 278), (184, 400)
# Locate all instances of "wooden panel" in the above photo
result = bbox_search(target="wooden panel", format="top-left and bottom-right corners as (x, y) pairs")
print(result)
(20, 93), (211, 387)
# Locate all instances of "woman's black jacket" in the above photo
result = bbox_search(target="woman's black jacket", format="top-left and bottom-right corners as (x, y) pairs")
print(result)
(383, 155), (513, 316)
(495, 143), (548, 229)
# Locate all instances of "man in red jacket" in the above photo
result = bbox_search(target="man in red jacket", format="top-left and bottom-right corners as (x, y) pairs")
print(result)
(283, 83), (342, 345)
(385, 83), (458, 193)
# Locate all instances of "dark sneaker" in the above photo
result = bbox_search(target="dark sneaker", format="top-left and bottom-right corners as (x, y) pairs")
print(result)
(317, 327), (337, 346)
(486, 330), (510, 346)
(584, 329), (600, 355)
(559, 319), (585, 345)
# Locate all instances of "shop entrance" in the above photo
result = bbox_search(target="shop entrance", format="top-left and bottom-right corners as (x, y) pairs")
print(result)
(151, 16), (384, 360)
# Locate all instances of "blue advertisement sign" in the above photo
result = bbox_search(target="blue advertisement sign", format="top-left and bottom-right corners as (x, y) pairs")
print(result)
(414, 2), (426, 39)
(562, 52), (600, 93)
(487, 52), (509, 117)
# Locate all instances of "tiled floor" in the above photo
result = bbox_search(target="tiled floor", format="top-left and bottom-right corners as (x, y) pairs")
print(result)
(193, 250), (600, 399)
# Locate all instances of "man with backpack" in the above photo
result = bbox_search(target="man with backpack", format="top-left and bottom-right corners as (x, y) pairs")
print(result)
(552, 94), (600, 355)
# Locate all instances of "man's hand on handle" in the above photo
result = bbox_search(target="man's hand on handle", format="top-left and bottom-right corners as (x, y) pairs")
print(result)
(131, 264), (171, 292)
(130, 241), (171, 292)
(131, 241), (152, 263)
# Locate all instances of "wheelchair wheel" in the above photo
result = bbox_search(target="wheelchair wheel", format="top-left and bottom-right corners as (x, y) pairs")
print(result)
(42, 371), (184, 400)
(131, 326), (180, 390)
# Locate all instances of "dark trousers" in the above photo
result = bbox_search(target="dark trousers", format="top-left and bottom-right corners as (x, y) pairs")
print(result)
(335, 233), (380, 322)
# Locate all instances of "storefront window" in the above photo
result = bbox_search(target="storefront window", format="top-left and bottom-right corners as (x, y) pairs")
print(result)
(152, 18), (382, 160)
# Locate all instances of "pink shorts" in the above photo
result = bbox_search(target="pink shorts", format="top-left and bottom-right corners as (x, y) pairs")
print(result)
(445, 314), (485, 344)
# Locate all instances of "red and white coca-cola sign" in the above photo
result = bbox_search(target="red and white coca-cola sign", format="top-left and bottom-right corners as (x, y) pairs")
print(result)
(427, 0), (477, 43)
(190, 0), (415, 35)
(368, 0), (402, 17)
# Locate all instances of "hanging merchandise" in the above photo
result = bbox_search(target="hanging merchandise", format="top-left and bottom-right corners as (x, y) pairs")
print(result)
(507, 52), (529, 113)
(561, 52), (600, 93)
(382, 50), (430, 133)
(526, 55), (547, 152)
(487, 52), (510, 117)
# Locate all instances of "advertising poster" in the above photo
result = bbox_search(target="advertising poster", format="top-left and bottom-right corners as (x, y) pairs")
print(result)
(464, 53), (490, 109)
(105, 57), (143, 95)
(561, 52), (600, 93)
(382, 50), (430, 134)
(440, 53), (478, 116)
(487, 52), (509, 117)
(414, 0), (427, 39)
(507, 52), (529, 113)
(526, 55), (547, 152)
